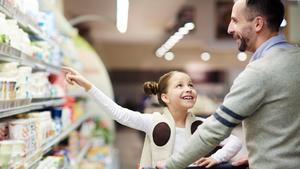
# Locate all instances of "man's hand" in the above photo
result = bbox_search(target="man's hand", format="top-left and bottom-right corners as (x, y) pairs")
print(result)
(231, 156), (248, 166)
(156, 160), (167, 169)
(194, 157), (218, 168)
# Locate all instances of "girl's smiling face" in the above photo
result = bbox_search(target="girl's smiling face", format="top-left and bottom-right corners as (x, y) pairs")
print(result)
(161, 72), (197, 111)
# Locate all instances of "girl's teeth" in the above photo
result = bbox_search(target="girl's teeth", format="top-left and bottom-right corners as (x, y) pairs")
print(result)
(183, 96), (192, 100)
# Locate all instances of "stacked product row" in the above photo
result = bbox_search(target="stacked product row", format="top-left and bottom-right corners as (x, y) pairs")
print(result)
(0, 106), (75, 168)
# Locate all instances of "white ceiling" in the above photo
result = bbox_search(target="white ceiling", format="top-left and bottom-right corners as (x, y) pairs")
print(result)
(63, 0), (252, 71)
(64, 0), (191, 43)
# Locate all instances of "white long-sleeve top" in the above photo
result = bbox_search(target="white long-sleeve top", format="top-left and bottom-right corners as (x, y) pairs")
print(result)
(87, 86), (242, 163)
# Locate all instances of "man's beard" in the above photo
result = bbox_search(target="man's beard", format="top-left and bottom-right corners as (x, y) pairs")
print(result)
(238, 36), (247, 52)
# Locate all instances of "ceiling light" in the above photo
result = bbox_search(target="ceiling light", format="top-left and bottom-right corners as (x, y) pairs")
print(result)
(179, 27), (189, 35)
(237, 52), (247, 61)
(155, 22), (193, 57)
(174, 33), (184, 40)
(168, 37), (179, 44)
(165, 41), (176, 48)
(155, 48), (165, 57)
(184, 22), (195, 30)
(116, 0), (129, 33)
(165, 52), (175, 61)
(163, 43), (173, 50)
(201, 52), (211, 61)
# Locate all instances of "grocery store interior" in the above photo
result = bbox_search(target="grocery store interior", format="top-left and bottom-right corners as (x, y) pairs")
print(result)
(0, 0), (299, 169)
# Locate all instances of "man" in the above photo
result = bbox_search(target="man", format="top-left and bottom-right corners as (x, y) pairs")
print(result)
(157, 0), (300, 169)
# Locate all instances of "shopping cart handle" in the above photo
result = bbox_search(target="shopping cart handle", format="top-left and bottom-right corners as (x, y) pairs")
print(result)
(142, 162), (248, 169)
(186, 162), (248, 169)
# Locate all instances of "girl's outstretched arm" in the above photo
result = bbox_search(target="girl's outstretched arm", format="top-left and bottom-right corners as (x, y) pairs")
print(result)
(62, 67), (153, 134)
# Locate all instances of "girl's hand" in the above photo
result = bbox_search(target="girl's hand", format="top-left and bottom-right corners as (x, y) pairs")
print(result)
(194, 157), (218, 168)
(232, 156), (248, 166)
(61, 66), (92, 91)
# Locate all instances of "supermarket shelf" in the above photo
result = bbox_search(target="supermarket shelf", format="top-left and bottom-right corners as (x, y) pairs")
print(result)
(21, 52), (61, 74)
(42, 114), (91, 154)
(0, 1), (63, 63)
(0, 44), (61, 74)
(0, 98), (64, 118)
(23, 114), (91, 169)
(73, 141), (92, 166)
(0, 0), (48, 40)
(0, 43), (22, 62)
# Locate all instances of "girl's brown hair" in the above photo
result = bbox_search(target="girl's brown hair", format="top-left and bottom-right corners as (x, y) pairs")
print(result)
(143, 71), (177, 106)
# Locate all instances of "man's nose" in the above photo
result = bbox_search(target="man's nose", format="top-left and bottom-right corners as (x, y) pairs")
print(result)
(227, 21), (234, 35)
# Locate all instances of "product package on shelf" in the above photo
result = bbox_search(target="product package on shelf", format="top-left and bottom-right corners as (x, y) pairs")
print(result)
(0, 140), (26, 168)
(0, 62), (32, 109)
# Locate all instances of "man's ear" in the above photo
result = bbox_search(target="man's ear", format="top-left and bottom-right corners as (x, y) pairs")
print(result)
(254, 16), (264, 32)
(161, 93), (169, 104)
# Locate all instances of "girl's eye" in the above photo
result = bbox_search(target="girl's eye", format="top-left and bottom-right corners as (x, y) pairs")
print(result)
(189, 84), (194, 88)
(176, 84), (183, 87)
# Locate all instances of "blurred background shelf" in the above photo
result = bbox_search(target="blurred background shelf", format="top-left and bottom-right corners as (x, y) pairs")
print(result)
(0, 98), (64, 118)
(22, 114), (91, 169)
(0, 44), (61, 74)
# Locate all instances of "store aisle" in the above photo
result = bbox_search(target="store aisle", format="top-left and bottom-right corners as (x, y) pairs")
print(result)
(115, 127), (144, 169)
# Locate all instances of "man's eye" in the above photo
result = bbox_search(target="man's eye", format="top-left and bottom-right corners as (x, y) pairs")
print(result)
(232, 18), (238, 24)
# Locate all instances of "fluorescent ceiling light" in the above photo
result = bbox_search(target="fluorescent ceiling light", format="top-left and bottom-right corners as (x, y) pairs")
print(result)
(156, 48), (165, 57)
(184, 22), (195, 30)
(179, 27), (189, 35)
(155, 22), (193, 58)
(165, 52), (175, 61)
(117, 0), (129, 33)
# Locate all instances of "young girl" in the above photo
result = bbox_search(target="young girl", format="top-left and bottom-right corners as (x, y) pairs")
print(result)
(62, 67), (242, 168)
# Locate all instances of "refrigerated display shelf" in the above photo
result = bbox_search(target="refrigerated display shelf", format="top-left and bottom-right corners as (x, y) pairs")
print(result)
(0, 98), (64, 118)
(0, 0), (64, 63)
(0, 0), (48, 41)
(12, 114), (91, 169)
(43, 114), (90, 153)
(72, 141), (92, 167)
(0, 43), (22, 61)
(0, 44), (61, 74)
(21, 52), (61, 74)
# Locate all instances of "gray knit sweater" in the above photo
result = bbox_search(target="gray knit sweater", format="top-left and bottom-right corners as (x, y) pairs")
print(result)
(166, 47), (300, 169)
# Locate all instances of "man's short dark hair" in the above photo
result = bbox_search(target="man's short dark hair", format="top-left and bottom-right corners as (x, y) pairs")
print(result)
(246, 0), (284, 32)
